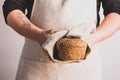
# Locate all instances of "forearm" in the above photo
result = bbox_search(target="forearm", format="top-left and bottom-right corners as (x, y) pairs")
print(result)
(7, 9), (43, 42)
(87, 12), (120, 46)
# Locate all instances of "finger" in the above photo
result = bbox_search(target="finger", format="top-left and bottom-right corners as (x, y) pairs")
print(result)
(51, 29), (58, 33)
(47, 29), (58, 34)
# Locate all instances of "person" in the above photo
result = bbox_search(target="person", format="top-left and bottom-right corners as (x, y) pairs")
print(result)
(2, 0), (120, 80)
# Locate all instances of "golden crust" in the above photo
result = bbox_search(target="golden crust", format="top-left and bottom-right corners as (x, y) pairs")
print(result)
(55, 38), (87, 61)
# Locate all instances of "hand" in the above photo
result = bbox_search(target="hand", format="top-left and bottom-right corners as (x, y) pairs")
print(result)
(38, 29), (58, 45)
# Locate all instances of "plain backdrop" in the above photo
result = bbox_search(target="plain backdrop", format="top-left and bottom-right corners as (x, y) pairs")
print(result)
(1, 0), (120, 80)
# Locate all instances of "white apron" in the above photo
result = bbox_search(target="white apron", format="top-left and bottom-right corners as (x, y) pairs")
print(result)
(16, 0), (102, 80)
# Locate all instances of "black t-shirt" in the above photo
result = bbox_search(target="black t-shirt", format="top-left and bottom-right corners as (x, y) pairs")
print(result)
(2, 0), (120, 24)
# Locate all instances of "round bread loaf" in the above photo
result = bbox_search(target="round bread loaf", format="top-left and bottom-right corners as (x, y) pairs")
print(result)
(54, 37), (87, 61)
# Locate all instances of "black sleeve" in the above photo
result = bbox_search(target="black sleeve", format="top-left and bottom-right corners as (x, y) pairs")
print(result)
(101, 0), (120, 16)
(2, 0), (26, 23)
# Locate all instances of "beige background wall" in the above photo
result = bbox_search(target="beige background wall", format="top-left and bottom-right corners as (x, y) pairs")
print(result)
(0, 0), (120, 80)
